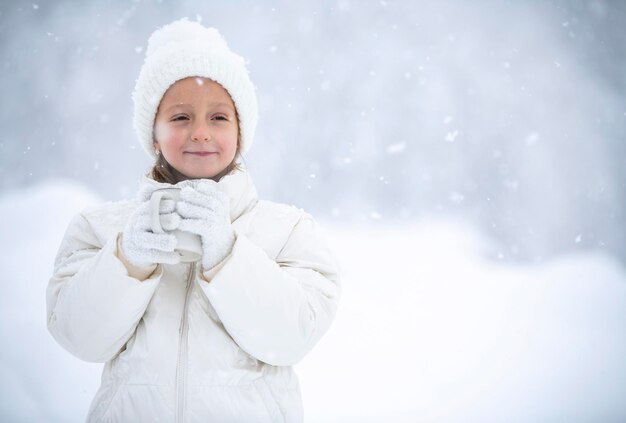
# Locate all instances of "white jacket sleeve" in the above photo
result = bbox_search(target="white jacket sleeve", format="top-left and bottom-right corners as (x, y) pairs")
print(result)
(199, 214), (341, 366)
(46, 212), (164, 363)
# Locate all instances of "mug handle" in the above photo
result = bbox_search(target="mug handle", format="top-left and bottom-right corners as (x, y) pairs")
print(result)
(149, 191), (168, 234)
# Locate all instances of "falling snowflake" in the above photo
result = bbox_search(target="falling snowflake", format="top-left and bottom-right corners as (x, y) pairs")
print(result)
(445, 130), (459, 142)
(386, 142), (406, 154)
(525, 132), (539, 146)
(449, 192), (464, 204)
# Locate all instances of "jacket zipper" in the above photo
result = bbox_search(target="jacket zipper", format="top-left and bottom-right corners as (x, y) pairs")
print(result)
(175, 263), (196, 423)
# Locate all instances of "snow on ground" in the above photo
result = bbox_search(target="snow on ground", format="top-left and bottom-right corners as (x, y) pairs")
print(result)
(298, 221), (626, 422)
(0, 179), (102, 422)
(1, 180), (625, 422)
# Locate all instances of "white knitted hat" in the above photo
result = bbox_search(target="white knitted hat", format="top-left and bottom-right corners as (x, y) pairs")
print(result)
(132, 18), (258, 159)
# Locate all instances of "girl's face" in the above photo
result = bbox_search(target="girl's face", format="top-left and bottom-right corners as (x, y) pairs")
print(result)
(153, 77), (239, 180)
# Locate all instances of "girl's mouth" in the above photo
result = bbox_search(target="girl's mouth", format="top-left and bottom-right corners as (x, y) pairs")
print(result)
(187, 152), (216, 156)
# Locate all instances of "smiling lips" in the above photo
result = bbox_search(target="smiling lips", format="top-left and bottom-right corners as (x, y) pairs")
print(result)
(187, 151), (216, 156)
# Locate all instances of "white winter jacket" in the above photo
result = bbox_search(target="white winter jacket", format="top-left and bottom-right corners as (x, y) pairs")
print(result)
(46, 169), (341, 422)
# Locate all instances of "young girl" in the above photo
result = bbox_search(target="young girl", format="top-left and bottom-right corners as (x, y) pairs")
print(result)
(46, 18), (341, 422)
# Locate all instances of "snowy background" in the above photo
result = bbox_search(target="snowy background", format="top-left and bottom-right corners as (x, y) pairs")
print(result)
(1, 0), (625, 421)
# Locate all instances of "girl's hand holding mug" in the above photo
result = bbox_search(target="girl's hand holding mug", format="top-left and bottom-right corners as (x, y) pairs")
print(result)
(176, 181), (236, 271)
(149, 188), (203, 263)
(120, 194), (182, 268)
(119, 181), (231, 271)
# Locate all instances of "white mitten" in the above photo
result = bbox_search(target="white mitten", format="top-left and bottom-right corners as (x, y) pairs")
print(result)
(120, 197), (182, 268)
(176, 181), (236, 271)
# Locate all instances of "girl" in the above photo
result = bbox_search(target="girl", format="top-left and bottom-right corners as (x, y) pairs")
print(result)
(46, 18), (341, 423)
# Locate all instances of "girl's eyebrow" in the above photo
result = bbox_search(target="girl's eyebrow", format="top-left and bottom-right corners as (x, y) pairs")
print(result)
(165, 103), (190, 112)
(165, 102), (235, 113)
(209, 101), (235, 109)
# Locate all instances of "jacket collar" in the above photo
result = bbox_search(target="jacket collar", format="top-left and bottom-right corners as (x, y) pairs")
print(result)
(138, 167), (258, 222)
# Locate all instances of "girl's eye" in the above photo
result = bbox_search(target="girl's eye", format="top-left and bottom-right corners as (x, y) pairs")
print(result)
(172, 115), (188, 121)
(213, 115), (228, 121)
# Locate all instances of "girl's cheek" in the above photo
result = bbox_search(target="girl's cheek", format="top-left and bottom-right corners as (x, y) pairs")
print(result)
(154, 122), (187, 144)
(154, 122), (172, 142)
(169, 128), (188, 145)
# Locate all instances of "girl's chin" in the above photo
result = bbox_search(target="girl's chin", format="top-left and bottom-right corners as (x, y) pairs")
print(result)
(178, 167), (224, 180)
(183, 173), (220, 180)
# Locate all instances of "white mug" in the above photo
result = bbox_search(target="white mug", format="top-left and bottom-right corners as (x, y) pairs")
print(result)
(149, 188), (202, 263)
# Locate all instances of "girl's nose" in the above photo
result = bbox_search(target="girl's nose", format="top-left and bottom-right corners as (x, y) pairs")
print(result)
(191, 124), (211, 141)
